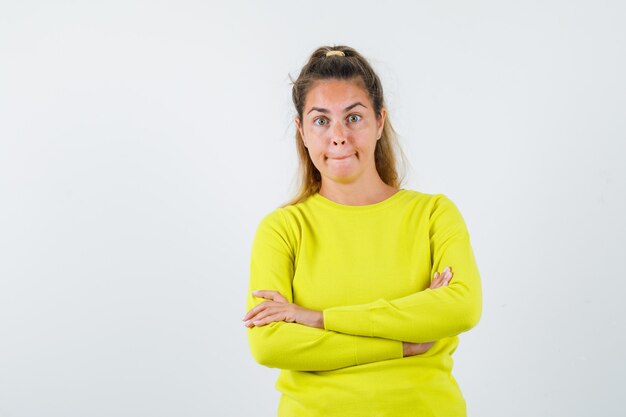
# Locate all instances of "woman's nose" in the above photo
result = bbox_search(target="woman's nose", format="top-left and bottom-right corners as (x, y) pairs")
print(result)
(331, 123), (347, 145)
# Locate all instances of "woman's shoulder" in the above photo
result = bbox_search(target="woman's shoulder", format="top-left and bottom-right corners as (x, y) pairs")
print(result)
(399, 190), (470, 227)
(255, 206), (289, 229)
(394, 188), (457, 208)
(254, 197), (311, 234)
(401, 188), (448, 199)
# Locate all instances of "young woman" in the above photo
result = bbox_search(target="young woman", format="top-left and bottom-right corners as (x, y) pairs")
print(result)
(243, 45), (482, 416)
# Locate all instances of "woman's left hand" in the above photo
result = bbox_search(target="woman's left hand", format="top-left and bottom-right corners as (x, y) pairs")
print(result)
(243, 290), (324, 329)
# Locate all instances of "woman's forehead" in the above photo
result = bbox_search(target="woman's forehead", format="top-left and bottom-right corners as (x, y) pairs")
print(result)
(304, 79), (372, 113)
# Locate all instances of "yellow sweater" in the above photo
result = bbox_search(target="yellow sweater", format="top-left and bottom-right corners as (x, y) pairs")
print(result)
(245, 189), (482, 416)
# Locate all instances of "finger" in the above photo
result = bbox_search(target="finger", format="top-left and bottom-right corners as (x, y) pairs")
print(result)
(252, 312), (286, 327)
(252, 290), (279, 300)
(422, 342), (435, 351)
(249, 305), (284, 323)
(430, 271), (445, 289)
(431, 268), (454, 289)
(243, 301), (274, 321)
(243, 305), (262, 321)
(415, 342), (435, 354)
(243, 303), (264, 321)
(244, 306), (277, 328)
(252, 290), (288, 303)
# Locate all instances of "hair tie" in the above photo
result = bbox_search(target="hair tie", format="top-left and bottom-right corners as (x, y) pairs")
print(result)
(325, 50), (345, 57)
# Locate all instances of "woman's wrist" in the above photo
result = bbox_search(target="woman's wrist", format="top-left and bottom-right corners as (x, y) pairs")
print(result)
(308, 310), (324, 329)
(296, 306), (325, 329)
(402, 341), (435, 357)
(318, 311), (324, 328)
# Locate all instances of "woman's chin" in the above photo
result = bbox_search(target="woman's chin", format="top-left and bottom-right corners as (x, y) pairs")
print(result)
(324, 170), (361, 184)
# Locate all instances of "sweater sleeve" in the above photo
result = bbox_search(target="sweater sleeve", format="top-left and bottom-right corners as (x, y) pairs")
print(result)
(245, 209), (403, 372)
(322, 194), (482, 343)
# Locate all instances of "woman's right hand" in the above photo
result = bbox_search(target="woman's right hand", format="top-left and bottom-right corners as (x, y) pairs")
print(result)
(402, 266), (453, 357)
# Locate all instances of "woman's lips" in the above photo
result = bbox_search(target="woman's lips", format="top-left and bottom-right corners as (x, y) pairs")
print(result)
(328, 154), (354, 160)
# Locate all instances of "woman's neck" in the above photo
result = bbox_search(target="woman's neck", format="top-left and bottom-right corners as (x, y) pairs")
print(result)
(319, 178), (399, 206)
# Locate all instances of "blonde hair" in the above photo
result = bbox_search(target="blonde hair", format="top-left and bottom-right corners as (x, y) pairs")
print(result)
(281, 45), (408, 207)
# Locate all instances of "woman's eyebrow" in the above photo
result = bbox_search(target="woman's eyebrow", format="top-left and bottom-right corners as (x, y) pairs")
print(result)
(306, 102), (368, 115)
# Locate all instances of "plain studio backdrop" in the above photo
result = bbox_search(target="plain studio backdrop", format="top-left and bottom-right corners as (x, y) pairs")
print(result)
(1, 1), (624, 416)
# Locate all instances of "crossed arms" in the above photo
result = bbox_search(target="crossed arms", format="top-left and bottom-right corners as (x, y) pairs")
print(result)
(244, 195), (482, 371)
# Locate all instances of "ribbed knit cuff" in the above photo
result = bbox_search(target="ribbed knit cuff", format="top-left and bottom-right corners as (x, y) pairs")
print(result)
(354, 336), (403, 365)
(323, 301), (387, 337)
(324, 308), (368, 335)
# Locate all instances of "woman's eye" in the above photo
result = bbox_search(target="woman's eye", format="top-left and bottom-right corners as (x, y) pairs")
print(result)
(348, 114), (362, 123)
(314, 118), (328, 126)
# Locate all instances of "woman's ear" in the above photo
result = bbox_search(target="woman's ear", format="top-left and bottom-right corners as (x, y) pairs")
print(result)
(295, 117), (306, 147)
(377, 108), (387, 140)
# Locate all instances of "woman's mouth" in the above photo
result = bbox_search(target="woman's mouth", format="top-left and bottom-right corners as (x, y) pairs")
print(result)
(327, 153), (354, 160)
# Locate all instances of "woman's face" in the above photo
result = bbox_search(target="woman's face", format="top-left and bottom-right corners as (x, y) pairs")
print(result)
(296, 78), (386, 187)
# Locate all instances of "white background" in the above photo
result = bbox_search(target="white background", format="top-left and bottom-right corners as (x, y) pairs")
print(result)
(1, 1), (625, 416)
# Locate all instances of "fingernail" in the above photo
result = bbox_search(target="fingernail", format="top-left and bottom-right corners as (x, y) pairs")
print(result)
(434, 272), (439, 279)
(444, 266), (450, 273)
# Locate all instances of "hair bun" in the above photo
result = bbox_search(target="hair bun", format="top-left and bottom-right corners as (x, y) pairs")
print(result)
(325, 50), (345, 57)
